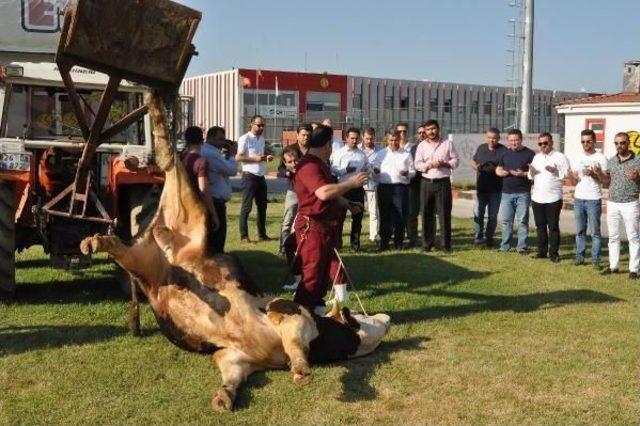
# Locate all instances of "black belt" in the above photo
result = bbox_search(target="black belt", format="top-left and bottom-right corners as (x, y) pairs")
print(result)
(422, 177), (450, 183)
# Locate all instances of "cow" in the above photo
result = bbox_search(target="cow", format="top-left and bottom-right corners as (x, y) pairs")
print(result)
(80, 92), (391, 411)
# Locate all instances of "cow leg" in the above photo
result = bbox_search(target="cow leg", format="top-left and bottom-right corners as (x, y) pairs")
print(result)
(211, 348), (260, 412)
(80, 234), (164, 283)
(265, 299), (319, 385)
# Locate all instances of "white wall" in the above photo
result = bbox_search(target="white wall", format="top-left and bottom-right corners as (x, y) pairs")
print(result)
(563, 112), (640, 162)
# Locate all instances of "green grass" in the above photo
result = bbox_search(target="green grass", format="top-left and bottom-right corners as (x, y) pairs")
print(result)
(1, 196), (639, 425)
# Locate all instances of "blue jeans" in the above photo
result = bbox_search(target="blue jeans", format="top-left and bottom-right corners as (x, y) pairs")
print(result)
(500, 192), (531, 252)
(574, 198), (602, 264)
(474, 192), (502, 242)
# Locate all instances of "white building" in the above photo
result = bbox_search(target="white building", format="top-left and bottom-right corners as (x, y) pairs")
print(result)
(556, 61), (640, 162)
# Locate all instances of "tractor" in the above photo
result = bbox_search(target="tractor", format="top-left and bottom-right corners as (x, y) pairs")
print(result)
(0, 0), (200, 303)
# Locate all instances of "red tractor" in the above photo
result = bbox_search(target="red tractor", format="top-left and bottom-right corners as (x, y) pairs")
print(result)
(0, 0), (200, 302)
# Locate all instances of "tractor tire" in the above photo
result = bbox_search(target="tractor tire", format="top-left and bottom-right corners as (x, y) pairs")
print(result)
(0, 180), (15, 303)
(117, 184), (160, 296)
(129, 184), (160, 239)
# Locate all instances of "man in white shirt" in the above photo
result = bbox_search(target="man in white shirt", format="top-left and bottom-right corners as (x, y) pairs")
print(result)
(397, 122), (421, 247)
(373, 130), (416, 251)
(360, 127), (383, 244)
(235, 115), (274, 243)
(571, 129), (607, 268)
(202, 126), (238, 253)
(331, 127), (368, 251)
(528, 132), (570, 263)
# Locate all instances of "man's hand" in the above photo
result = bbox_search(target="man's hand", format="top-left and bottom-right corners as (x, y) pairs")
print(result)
(583, 167), (594, 177)
(348, 201), (364, 215)
(545, 164), (558, 175)
(400, 169), (409, 177)
(265, 154), (274, 162)
(496, 166), (509, 177)
(529, 164), (537, 176)
(346, 172), (368, 189)
(471, 160), (479, 171)
(625, 168), (639, 181)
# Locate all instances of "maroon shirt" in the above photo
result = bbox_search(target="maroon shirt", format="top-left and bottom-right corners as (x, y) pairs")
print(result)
(294, 154), (342, 221)
(181, 151), (209, 193)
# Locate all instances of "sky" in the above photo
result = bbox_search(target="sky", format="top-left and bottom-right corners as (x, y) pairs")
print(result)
(179, 0), (639, 93)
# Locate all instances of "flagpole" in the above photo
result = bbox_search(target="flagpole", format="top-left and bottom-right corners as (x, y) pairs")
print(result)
(274, 76), (278, 144)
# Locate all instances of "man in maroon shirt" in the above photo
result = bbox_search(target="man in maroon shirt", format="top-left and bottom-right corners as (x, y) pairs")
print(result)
(181, 126), (219, 237)
(293, 125), (368, 315)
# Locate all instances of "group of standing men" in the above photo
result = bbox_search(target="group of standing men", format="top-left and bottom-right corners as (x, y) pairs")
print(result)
(472, 127), (640, 279)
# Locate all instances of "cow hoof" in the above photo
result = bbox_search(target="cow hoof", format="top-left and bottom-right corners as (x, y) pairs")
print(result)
(211, 388), (234, 412)
(79, 236), (95, 255)
(291, 359), (312, 385)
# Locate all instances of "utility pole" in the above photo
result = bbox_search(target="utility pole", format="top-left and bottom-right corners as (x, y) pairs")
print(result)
(519, 0), (534, 133)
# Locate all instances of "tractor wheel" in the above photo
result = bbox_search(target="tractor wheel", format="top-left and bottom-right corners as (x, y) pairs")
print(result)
(0, 180), (15, 303)
(117, 184), (160, 296)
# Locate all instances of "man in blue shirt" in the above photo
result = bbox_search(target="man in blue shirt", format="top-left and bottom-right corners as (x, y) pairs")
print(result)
(496, 128), (535, 254)
(202, 126), (238, 253)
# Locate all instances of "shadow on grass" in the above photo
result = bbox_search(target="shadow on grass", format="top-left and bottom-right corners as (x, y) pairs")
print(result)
(338, 336), (428, 403)
(388, 288), (623, 325)
(340, 253), (489, 297)
(233, 371), (273, 412)
(16, 256), (112, 269)
(15, 273), (127, 305)
(0, 324), (128, 357)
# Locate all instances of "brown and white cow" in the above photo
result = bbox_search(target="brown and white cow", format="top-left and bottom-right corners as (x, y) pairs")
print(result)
(80, 93), (391, 411)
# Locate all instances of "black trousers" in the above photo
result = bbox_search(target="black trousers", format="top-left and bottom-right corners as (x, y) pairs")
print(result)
(209, 198), (227, 254)
(338, 187), (365, 249)
(406, 177), (421, 245)
(239, 173), (268, 239)
(421, 178), (452, 250)
(532, 199), (562, 258)
(377, 184), (409, 249)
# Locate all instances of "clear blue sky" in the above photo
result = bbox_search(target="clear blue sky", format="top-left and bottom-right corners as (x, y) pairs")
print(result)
(179, 0), (639, 93)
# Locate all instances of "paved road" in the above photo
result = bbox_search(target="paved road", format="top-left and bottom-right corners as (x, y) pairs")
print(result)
(231, 175), (613, 238)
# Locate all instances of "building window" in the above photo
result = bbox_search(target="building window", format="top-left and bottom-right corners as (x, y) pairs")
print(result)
(444, 100), (452, 113)
(400, 97), (409, 109)
(430, 98), (438, 111)
(384, 96), (393, 109)
(243, 92), (255, 105)
(472, 100), (479, 114)
(483, 101), (491, 115)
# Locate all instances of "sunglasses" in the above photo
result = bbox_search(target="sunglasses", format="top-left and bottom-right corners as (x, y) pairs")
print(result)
(538, 142), (549, 146)
(254, 124), (265, 128)
(580, 140), (594, 144)
(614, 141), (628, 146)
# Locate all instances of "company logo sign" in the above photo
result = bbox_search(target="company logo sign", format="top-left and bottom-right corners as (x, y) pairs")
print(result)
(21, 0), (71, 33)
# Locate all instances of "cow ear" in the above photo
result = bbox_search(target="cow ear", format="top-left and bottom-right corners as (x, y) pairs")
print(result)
(325, 300), (341, 320)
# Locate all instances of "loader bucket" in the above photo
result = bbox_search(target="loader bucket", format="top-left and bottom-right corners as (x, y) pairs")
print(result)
(56, 0), (201, 90)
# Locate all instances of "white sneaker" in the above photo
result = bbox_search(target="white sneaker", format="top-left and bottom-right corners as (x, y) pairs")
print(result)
(282, 275), (301, 291)
(313, 305), (327, 316)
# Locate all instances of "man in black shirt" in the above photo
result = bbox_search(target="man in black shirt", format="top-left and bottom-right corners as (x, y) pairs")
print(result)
(496, 128), (536, 253)
(471, 128), (506, 247)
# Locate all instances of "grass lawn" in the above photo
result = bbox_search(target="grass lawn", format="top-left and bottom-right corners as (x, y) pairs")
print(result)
(1, 195), (639, 425)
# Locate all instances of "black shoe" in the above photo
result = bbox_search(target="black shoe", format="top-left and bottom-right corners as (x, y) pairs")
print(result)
(474, 238), (486, 246)
(394, 244), (404, 251)
(406, 241), (417, 249)
(423, 246), (433, 252)
(630, 272), (638, 280)
(550, 256), (560, 264)
(375, 244), (389, 253)
(601, 267), (619, 275)
(574, 259), (584, 266)
(350, 243), (360, 253)
(0, 288), (15, 304)
(517, 250), (529, 256)
(485, 240), (495, 248)
(531, 253), (547, 259)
